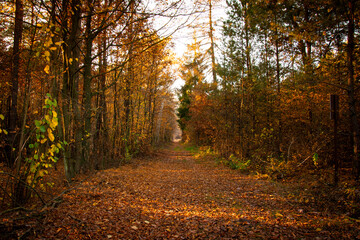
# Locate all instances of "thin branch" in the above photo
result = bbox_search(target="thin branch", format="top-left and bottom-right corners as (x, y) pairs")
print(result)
(0, 172), (45, 205)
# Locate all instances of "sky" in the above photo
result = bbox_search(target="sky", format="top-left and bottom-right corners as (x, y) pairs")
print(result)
(149, 0), (227, 91)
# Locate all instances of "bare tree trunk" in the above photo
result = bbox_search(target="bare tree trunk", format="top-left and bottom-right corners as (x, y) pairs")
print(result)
(347, 0), (360, 179)
(124, 0), (135, 155)
(208, 0), (217, 84)
(7, 0), (23, 167)
(61, 0), (82, 180)
(83, 0), (94, 168)
(274, 13), (282, 159)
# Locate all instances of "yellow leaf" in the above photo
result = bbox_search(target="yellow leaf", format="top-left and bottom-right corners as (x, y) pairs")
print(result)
(3, 129), (8, 135)
(52, 111), (57, 118)
(0, 114), (4, 120)
(49, 117), (58, 130)
(44, 51), (50, 57)
(50, 47), (57, 51)
(44, 65), (50, 74)
(48, 128), (55, 142)
(40, 138), (47, 144)
(275, 212), (283, 218)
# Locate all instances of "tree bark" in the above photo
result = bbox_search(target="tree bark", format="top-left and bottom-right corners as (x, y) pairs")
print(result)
(83, 0), (94, 168)
(61, 0), (82, 180)
(7, 0), (24, 167)
(208, 0), (217, 84)
(347, 0), (360, 179)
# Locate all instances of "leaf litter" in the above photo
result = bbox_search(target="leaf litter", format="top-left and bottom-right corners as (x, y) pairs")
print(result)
(31, 143), (360, 239)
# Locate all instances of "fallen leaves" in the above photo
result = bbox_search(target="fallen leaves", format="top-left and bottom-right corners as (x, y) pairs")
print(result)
(24, 143), (360, 239)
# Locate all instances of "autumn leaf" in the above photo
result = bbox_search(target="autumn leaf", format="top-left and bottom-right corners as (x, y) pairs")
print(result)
(48, 128), (55, 142)
(44, 65), (50, 74)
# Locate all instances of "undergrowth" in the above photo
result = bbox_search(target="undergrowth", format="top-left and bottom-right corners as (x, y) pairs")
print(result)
(193, 145), (360, 218)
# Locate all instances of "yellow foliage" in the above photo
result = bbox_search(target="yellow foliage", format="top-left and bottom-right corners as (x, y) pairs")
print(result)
(44, 65), (50, 74)
(48, 128), (55, 142)
(49, 117), (58, 130)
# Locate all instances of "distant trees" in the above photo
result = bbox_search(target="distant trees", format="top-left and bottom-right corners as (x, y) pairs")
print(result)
(178, 0), (360, 180)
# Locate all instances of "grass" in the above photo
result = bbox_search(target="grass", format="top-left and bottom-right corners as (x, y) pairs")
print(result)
(184, 145), (199, 153)
(172, 143), (199, 154)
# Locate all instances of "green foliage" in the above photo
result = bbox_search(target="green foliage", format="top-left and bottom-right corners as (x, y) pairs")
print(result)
(24, 94), (65, 190)
(313, 153), (319, 167)
(177, 37), (207, 133)
(177, 83), (192, 131)
(195, 147), (250, 171)
(227, 154), (251, 170)
(124, 145), (132, 163)
(185, 145), (199, 153)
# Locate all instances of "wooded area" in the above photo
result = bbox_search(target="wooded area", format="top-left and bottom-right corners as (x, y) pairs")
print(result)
(178, 0), (360, 183)
(0, 0), (360, 238)
(0, 0), (181, 207)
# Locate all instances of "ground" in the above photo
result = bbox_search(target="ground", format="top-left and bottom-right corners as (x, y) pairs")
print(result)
(4, 143), (360, 239)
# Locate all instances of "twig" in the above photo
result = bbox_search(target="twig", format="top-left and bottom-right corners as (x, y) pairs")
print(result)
(18, 226), (33, 240)
(287, 137), (295, 161)
(0, 184), (14, 203)
(69, 214), (83, 223)
(0, 171), (45, 205)
(0, 207), (33, 217)
(297, 141), (328, 167)
(42, 174), (92, 210)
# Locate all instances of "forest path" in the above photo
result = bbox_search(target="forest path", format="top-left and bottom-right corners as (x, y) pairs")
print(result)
(38, 143), (356, 239)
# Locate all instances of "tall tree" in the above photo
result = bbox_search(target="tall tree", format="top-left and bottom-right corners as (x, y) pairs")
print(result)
(7, 0), (24, 166)
(345, 0), (360, 179)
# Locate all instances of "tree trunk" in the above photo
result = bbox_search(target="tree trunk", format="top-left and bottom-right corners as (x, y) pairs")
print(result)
(208, 0), (217, 84)
(347, 0), (360, 179)
(61, 0), (82, 180)
(70, 0), (83, 173)
(274, 13), (282, 159)
(7, 0), (23, 167)
(83, 0), (94, 168)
